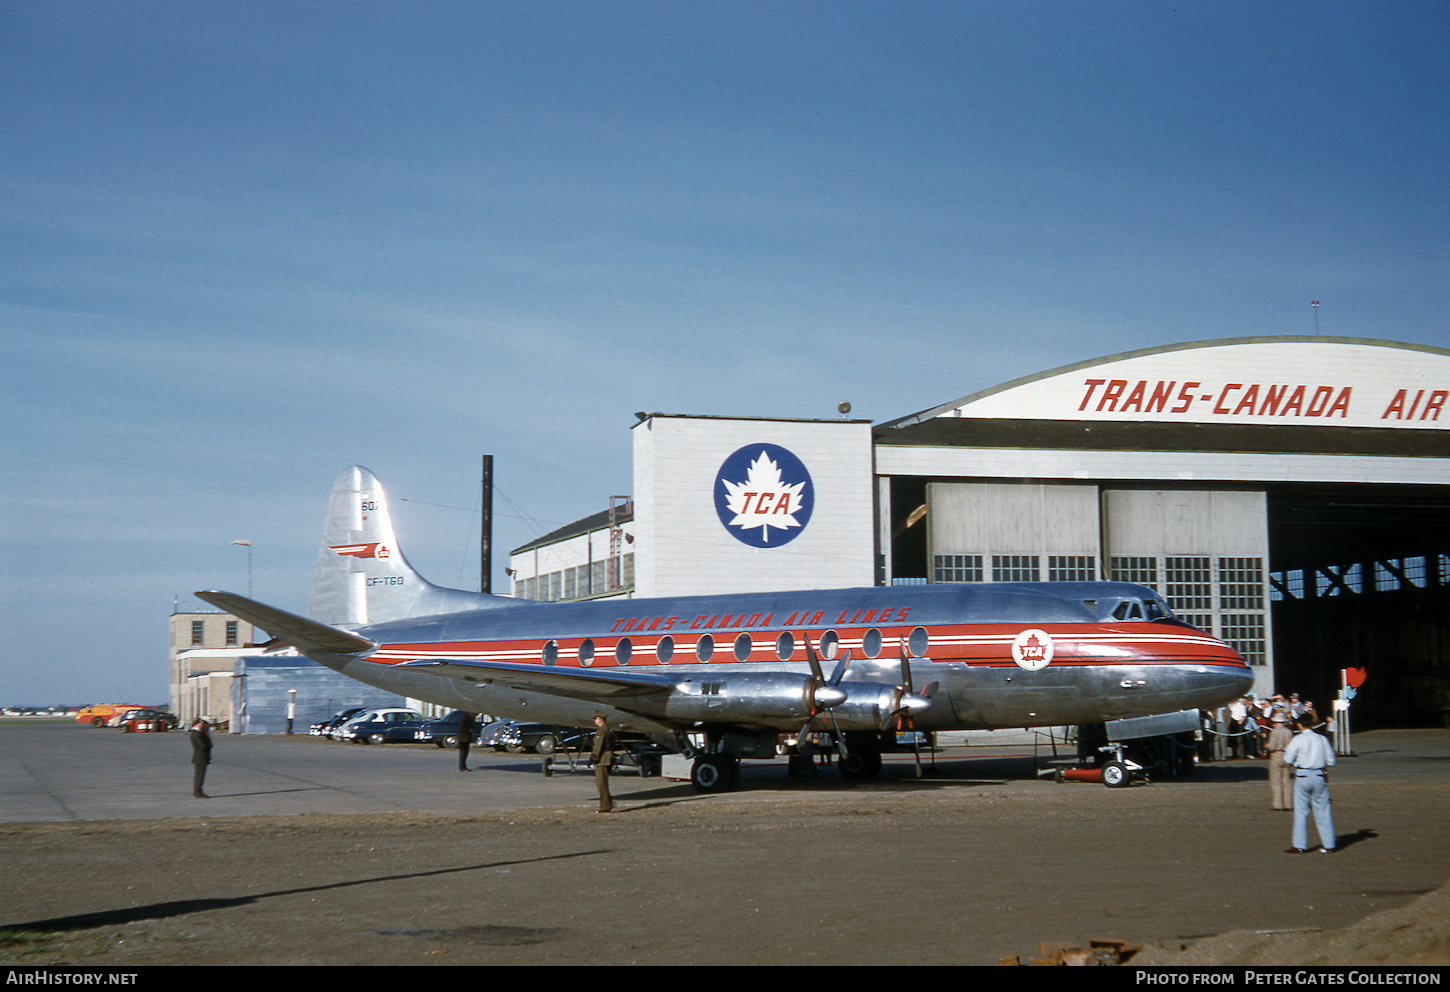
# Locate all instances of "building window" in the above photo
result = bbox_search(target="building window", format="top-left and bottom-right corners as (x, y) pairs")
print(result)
(933, 555), (983, 583)
(191, 620), (205, 645)
(225, 621), (238, 646)
(1164, 557), (1213, 612)
(1109, 557), (1158, 589)
(1048, 556), (1096, 582)
(1221, 614), (1267, 666)
(1219, 558), (1265, 609)
(992, 555), (1040, 582)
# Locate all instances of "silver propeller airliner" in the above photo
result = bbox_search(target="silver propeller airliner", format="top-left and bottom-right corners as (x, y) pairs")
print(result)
(198, 466), (1254, 791)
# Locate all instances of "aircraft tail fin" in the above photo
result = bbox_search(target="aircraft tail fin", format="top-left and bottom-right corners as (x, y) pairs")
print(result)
(307, 465), (512, 628)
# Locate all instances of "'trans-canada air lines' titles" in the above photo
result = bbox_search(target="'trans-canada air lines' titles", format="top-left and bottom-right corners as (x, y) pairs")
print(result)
(1077, 379), (1447, 423)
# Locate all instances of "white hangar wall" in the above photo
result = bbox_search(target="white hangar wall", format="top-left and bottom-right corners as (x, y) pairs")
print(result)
(631, 415), (876, 598)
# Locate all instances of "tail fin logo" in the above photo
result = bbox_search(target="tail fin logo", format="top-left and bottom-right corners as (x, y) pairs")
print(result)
(331, 543), (391, 559)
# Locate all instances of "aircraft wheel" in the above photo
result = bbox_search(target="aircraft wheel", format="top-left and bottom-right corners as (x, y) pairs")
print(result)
(535, 734), (556, 755)
(690, 755), (734, 793)
(1101, 760), (1130, 788)
(839, 750), (883, 781)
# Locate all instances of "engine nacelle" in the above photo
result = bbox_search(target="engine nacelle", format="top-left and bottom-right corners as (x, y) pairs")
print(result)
(824, 680), (927, 731)
(661, 672), (832, 727)
(656, 672), (929, 731)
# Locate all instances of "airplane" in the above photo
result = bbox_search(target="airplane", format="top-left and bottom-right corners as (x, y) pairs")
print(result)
(197, 465), (1255, 792)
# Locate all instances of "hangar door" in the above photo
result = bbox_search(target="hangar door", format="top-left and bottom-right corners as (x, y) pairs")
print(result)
(922, 482), (1273, 687)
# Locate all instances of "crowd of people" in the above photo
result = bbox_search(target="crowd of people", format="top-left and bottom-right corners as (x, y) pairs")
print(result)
(1199, 692), (1324, 763)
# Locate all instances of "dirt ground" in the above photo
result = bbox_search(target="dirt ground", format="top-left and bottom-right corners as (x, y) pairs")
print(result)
(4, 779), (1449, 967)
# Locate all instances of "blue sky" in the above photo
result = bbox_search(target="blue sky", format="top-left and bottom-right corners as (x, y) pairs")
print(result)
(3, 0), (1446, 705)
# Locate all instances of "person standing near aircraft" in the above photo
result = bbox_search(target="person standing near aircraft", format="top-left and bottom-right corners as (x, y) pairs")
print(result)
(1284, 713), (1337, 853)
(1265, 712), (1293, 811)
(457, 711), (475, 771)
(189, 719), (212, 798)
(591, 714), (616, 813)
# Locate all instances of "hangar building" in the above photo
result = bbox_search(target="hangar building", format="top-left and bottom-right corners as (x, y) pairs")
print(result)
(511, 337), (1449, 728)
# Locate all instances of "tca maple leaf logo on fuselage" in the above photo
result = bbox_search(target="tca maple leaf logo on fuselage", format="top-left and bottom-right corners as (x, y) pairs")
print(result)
(714, 443), (814, 548)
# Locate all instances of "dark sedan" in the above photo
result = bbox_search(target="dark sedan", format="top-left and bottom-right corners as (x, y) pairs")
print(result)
(478, 721), (590, 755)
(310, 708), (366, 738)
(414, 711), (487, 747)
(340, 709), (427, 744)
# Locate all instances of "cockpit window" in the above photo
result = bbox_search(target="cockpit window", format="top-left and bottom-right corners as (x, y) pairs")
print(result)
(1112, 600), (1145, 620)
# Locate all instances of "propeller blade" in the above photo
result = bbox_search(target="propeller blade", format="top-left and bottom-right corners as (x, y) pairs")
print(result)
(802, 632), (825, 683)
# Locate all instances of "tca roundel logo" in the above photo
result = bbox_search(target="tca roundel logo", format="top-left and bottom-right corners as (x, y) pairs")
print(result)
(714, 443), (814, 548)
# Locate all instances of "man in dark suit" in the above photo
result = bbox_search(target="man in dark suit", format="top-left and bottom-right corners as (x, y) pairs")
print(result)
(189, 719), (212, 798)
(457, 712), (476, 771)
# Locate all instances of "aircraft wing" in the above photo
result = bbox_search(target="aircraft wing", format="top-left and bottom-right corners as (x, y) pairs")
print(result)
(393, 659), (677, 701)
(194, 590), (376, 655)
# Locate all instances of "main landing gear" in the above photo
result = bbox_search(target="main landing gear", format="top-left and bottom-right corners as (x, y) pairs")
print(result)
(690, 754), (741, 792)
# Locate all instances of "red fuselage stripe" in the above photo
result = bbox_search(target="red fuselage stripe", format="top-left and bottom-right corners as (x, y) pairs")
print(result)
(366, 623), (1248, 671)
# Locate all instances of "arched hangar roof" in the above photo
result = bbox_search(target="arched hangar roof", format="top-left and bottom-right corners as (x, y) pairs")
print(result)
(881, 336), (1450, 431)
(875, 337), (1450, 463)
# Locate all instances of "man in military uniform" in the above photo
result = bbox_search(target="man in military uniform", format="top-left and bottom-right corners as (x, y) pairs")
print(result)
(591, 714), (616, 813)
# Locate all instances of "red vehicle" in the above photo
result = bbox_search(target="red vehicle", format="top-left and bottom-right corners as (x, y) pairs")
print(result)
(75, 704), (145, 728)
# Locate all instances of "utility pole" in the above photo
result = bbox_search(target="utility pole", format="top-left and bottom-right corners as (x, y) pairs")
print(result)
(480, 455), (494, 594)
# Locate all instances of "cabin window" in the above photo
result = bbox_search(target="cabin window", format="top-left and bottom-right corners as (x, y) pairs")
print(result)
(656, 635), (674, 664)
(615, 638), (633, 665)
(733, 633), (753, 662)
(775, 632), (795, 661)
(819, 630), (840, 660)
(578, 638), (596, 667)
(696, 634), (715, 662)
(908, 626), (929, 658)
(542, 640), (558, 666)
(861, 628), (882, 659)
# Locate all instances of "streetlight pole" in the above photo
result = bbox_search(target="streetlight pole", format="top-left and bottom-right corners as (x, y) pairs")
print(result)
(231, 540), (252, 597)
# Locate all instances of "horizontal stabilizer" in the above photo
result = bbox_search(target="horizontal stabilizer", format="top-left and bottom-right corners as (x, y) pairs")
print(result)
(194, 590), (375, 656)
(394, 658), (676, 701)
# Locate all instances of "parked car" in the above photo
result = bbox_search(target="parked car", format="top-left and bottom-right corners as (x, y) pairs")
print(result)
(478, 721), (591, 755)
(310, 708), (366, 738)
(414, 711), (489, 748)
(116, 709), (169, 733)
(339, 708), (427, 744)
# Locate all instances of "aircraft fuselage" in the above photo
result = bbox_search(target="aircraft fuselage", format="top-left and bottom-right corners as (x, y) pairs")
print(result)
(332, 582), (1253, 736)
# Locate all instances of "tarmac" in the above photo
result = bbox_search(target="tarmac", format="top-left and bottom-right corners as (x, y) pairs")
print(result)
(3, 721), (1449, 966)
(4, 719), (1447, 823)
